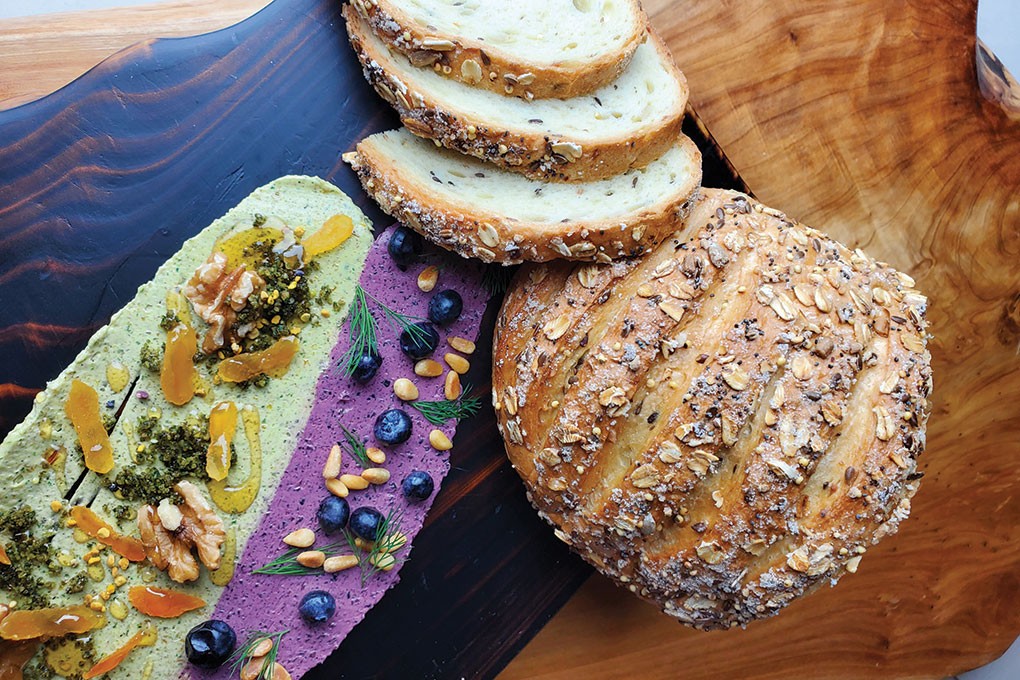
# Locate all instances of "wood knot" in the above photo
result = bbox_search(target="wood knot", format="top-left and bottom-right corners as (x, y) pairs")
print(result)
(998, 291), (1020, 347)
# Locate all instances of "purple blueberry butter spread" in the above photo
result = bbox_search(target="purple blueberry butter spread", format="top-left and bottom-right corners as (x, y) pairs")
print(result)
(190, 225), (489, 678)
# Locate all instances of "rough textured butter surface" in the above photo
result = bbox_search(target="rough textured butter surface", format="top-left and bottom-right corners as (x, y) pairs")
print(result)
(189, 226), (489, 679)
(0, 176), (372, 679)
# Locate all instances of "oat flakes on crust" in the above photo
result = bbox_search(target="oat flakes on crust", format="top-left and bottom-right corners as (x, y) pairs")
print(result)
(492, 189), (932, 629)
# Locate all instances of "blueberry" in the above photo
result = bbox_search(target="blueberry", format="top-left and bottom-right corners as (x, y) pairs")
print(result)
(399, 321), (439, 359)
(350, 350), (382, 383)
(299, 590), (336, 624)
(401, 471), (435, 502)
(317, 496), (350, 535)
(349, 507), (385, 541)
(387, 226), (423, 270)
(374, 409), (413, 445)
(428, 290), (463, 326)
(185, 620), (236, 669)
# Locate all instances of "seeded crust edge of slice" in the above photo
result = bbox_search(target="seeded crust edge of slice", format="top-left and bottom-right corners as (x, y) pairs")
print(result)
(349, 0), (647, 101)
(490, 188), (933, 629)
(344, 6), (687, 183)
(343, 133), (703, 264)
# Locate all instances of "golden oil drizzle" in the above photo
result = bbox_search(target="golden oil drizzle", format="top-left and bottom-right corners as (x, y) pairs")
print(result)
(44, 638), (90, 678)
(207, 405), (262, 513)
(105, 362), (130, 393)
(209, 528), (237, 586)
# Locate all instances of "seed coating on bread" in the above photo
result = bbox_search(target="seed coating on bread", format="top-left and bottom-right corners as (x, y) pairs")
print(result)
(348, 0), (647, 100)
(344, 128), (703, 264)
(344, 7), (687, 182)
(492, 189), (932, 629)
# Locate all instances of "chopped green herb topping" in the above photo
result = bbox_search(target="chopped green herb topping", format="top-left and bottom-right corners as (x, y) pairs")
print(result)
(158, 311), (180, 331)
(139, 341), (163, 373)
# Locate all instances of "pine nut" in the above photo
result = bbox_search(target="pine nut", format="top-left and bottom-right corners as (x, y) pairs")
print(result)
(323, 555), (359, 573)
(340, 474), (369, 490)
(393, 378), (419, 401)
(322, 443), (341, 479)
(283, 528), (315, 548)
(296, 551), (325, 568)
(369, 552), (396, 571)
(430, 429), (453, 451)
(361, 468), (391, 485)
(444, 371), (462, 399)
(448, 336), (475, 354)
(417, 265), (439, 292)
(250, 638), (274, 658)
(354, 537), (371, 550)
(415, 359), (443, 377)
(381, 531), (407, 553)
(366, 447), (386, 464)
(444, 353), (470, 375)
(325, 478), (349, 498)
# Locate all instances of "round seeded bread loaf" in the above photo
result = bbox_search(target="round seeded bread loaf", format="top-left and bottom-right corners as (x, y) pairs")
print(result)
(492, 189), (932, 629)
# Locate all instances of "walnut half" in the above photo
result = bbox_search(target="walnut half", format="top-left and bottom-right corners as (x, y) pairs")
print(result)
(182, 251), (265, 354)
(138, 481), (226, 583)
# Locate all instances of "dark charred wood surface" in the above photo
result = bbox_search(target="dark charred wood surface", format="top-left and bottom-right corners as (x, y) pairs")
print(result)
(0, 0), (744, 677)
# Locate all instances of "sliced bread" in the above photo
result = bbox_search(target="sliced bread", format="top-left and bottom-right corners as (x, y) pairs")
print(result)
(344, 7), (688, 182)
(347, 0), (647, 100)
(343, 128), (703, 264)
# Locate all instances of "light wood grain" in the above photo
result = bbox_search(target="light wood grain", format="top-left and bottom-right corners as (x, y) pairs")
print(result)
(0, 0), (269, 110)
(504, 0), (1020, 678)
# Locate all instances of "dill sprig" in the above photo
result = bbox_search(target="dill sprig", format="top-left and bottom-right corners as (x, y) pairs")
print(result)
(343, 507), (407, 586)
(341, 286), (434, 376)
(340, 286), (378, 377)
(228, 630), (288, 680)
(253, 542), (349, 576)
(482, 264), (516, 296)
(409, 388), (482, 425)
(361, 287), (433, 347)
(338, 424), (371, 468)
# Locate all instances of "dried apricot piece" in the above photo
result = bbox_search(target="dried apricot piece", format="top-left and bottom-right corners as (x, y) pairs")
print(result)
(69, 507), (146, 562)
(128, 586), (206, 618)
(64, 379), (114, 474)
(0, 606), (103, 641)
(206, 401), (238, 481)
(302, 214), (354, 263)
(0, 545), (8, 567)
(82, 623), (156, 679)
(161, 322), (199, 406)
(0, 640), (39, 678)
(217, 336), (299, 383)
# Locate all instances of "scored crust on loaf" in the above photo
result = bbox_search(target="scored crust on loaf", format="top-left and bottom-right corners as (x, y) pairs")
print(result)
(492, 189), (932, 629)
(348, 0), (647, 100)
(344, 6), (687, 182)
(343, 128), (703, 264)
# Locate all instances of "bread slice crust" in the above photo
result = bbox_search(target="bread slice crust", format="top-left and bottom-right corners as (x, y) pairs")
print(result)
(343, 130), (703, 265)
(492, 189), (932, 629)
(348, 0), (647, 100)
(344, 6), (687, 182)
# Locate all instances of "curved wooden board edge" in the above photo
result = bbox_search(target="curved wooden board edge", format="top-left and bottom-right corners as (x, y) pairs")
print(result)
(0, 0), (274, 112)
(504, 1), (1020, 679)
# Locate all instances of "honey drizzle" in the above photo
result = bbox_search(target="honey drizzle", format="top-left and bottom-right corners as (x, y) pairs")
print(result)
(207, 406), (262, 513)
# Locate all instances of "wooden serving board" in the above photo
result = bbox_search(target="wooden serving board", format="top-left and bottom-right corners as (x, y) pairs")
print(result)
(506, 1), (1020, 679)
(0, 1), (742, 677)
